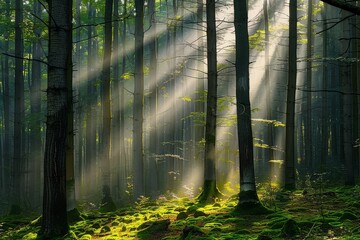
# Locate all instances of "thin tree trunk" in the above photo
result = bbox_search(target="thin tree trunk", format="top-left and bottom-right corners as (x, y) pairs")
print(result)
(3, 0), (11, 208)
(85, 1), (97, 198)
(30, 0), (43, 207)
(304, 0), (313, 169)
(11, 0), (25, 213)
(120, 0), (127, 201)
(321, 4), (328, 169)
(263, 0), (274, 181)
(342, 11), (355, 185)
(133, 0), (145, 200)
(193, 0), (205, 193)
(101, 0), (116, 211)
(284, 0), (297, 190)
(198, 0), (221, 203)
(148, 0), (158, 197)
(112, 0), (121, 202)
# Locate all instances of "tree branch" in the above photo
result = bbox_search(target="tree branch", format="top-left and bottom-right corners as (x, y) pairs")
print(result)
(320, 0), (360, 16)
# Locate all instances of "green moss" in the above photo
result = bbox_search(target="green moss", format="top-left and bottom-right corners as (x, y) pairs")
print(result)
(194, 210), (207, 218)
(68, 208), (83, 224)
(79, 234), (92, 240)
(177, 212), (188, 220)
(280, 219), (300, 238)
(22, 232), (37, 240)
(137, 219), (170, 238)
(197, 180), (223, 204)
(234, 201), (272, 215)
(180, 225), (207, 240)
(257, 234), (273, 240)
(339, 211), (358, 221)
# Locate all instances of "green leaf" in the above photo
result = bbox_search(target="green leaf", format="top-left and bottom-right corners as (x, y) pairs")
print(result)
(180, 96), (192, 102)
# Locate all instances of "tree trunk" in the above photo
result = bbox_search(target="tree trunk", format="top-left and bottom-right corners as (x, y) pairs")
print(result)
(320, 4), (328, 169)
(66, 0), (79, 211)
(11, 0), (25, 213)
(101, 0), (116, 211)
(30, 0), (43, 207)
(192, 0), (205, 194)
(2, 0), (11, 209)
(263, 0), (274, 180)
(198, 0), (221, 204)
(112, 0), (121, 202)
(148, 0), (158, 197)
(234, 0), (260, 205)
(133, 0), (145, 200)
(304, 0), (313, 170)
(41, 0), (72, 237)
(284, 0), (297, 190)
(342, 11), (355, 185)
(120, 0), (128, 201)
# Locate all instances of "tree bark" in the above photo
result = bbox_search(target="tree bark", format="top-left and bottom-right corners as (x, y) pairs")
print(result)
(41, 0), (72, 237)
(284, 0), (297, 190)
(234, 0), (260, 205)
(320, 0), (360, 16)
(133, 0), (145, 200)
(11, 0), (25, 212)
(148, 0), (158, 197)
(198, 0), (221, 204)
(304, 0), (313, 169)
(101, 0), (116, 211)
(85, 1), (97, 198)
(30, 0), (43, 207)
(2, 0), (11, 208)
(341, 11), (355, 186)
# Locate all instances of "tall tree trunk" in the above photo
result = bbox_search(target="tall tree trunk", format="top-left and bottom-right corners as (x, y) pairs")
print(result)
(192, 0), (205, 193)
(148, 0), (158, 197)
(304, 0), (313, 170)
(112, 0), (121, 202)
(120, 0), (127, 201)
(101, 0), (116, 211)
(342, 11), (355, 185)
(284, 0), (297, 190)
(66, 0), (80, 212)
(2, 0), (11, 208)
(320, 4), (328, 169)
(133, 0), (145, 200)
(11, 0), (24, 213)
(198, 0), (221, 204)
(41, 0), (72, 237)
(85, 1), (97, 199)
(30, 0), (43, 207)
(263, 0), (274, 180)
(234, 0), (260, 205)
(73, 0), (83, 203)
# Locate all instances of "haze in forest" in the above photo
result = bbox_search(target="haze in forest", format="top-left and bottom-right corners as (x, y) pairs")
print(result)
(1, 0), (360, 239)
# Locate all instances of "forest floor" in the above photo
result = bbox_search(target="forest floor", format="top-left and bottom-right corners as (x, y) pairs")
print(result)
(1, 184), (360, 239)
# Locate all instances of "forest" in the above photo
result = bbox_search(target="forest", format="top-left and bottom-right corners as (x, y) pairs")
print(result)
(1, 0), (360, 239)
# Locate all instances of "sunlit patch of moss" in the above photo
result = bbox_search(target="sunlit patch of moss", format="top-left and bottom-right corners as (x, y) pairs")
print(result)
(22, 232), (37, 239)
(78, 234), (92, 240)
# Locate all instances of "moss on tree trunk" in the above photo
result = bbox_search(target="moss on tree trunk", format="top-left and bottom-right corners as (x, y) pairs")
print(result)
(197, 180), (222, 204)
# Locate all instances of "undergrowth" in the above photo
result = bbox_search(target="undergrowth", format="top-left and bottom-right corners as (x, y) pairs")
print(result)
(1, 185), (360, 239)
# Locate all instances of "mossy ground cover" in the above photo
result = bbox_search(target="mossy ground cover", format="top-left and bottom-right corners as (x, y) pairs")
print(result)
(1, 186), (360, 239)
